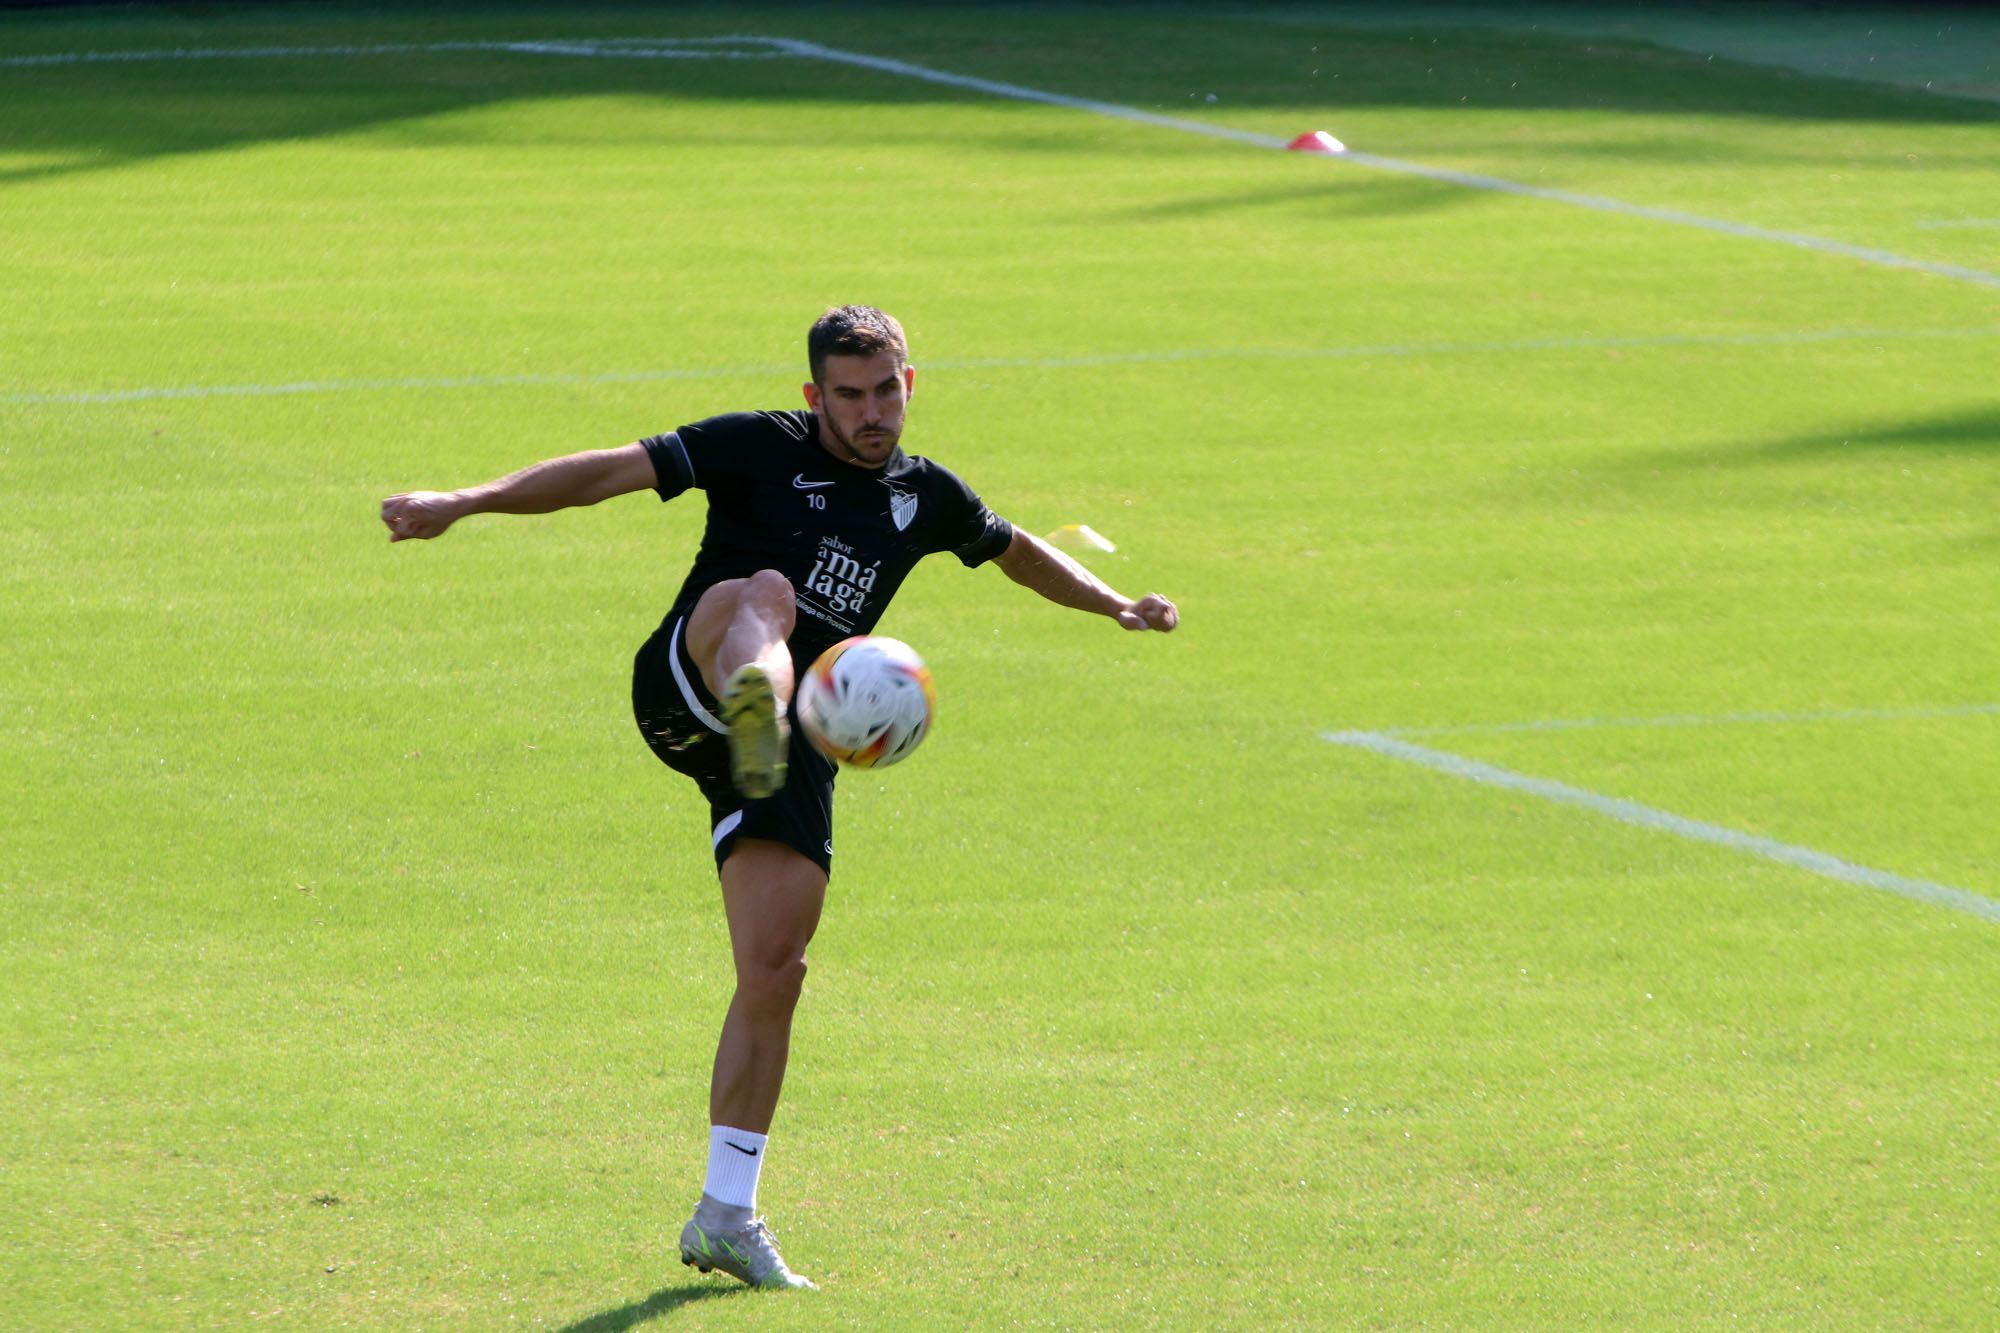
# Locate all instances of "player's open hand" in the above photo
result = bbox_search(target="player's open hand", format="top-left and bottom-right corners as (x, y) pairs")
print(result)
(381, 491), (462, 542)
(1117, 594), (1179, 632)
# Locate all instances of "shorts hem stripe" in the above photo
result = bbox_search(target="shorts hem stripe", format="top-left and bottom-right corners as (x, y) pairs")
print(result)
(670, 618), (727, 735)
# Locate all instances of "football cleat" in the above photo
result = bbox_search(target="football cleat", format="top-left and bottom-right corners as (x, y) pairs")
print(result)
(679, 1215), (816, 1290)
(718, 663), (789, 800)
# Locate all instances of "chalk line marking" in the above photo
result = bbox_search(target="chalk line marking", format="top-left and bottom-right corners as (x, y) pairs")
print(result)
(1322, 730), (2000, 924)
(10, 325), (1998, 408)
(1385, 701), (2000, 738)
(776, 38), (2000, 291)
(5, 34), (1994, 289)
(0, 37), (797, 67)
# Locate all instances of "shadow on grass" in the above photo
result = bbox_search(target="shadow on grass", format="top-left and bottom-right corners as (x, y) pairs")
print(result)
(557, 1279), (742, 1331)
(1103, 172), (1479, 222)
(1749, 405), (2000, 460)
(1638, 404), (2000, 470)
(2, 3), (1995, 193)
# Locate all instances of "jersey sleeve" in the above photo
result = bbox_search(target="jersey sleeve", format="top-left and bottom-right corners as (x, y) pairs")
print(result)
(927, 464), (1014, 568)
(640, 432), (695, 500)
(643, 411), (807, 501)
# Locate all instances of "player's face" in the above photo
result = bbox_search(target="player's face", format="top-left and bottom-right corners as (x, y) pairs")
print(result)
(805, 351), (914, 469)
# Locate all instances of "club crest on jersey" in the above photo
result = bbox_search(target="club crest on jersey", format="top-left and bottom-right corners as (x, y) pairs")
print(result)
(887, 486), (918, 532)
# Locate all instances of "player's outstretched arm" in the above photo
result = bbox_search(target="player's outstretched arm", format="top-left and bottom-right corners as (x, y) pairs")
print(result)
(992, 528), (1178, 631)
(380, 442), (657, 542)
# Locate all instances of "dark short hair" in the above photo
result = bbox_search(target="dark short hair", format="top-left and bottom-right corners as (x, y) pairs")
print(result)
(808, 305), (908, 383)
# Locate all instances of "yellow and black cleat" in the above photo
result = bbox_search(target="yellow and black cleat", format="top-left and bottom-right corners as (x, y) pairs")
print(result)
(719, 664), (789, 800)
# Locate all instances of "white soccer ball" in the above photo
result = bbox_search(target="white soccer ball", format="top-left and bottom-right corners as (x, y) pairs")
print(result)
(795, 636), (936, 769)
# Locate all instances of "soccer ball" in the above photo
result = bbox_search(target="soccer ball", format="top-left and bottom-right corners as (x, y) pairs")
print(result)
(795, 636), (936, 769)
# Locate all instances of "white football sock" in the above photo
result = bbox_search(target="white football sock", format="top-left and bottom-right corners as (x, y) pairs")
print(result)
(703, 1125), (767, 1211)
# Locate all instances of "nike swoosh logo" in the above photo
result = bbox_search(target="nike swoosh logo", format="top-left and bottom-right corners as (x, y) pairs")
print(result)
(792, 475), (835, 490)
(726, 1141), (760, 1156)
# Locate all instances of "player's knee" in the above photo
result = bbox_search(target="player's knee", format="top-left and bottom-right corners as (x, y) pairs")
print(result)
(742, 568), (796, 620)
(737, 951), (808, 1017)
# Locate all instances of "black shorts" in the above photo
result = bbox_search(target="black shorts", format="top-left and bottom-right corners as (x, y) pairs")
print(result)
(632, 615), (837, 878)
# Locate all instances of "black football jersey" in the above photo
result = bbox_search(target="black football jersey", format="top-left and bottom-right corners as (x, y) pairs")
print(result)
(642, 410), (1014, 669)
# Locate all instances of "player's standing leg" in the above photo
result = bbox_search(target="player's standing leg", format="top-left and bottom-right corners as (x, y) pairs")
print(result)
(711, 839), (825, 1135)
(680, 838), (826, 1290)
(685, 570), (796, 799)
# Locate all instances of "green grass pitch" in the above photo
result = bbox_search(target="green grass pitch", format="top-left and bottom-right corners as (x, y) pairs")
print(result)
(3, 4), (1997, 1327)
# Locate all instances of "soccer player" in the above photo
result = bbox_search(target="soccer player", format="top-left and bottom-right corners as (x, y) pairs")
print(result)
(380, 306), (1178, 1290)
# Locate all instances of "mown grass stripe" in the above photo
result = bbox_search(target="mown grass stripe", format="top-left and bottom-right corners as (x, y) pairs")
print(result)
(11, 326), (1998, 407)
(1386, 702), (2000, 738)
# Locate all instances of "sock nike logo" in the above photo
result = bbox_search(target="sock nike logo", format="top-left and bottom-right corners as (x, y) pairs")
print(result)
(726, 1141), (760, 1156)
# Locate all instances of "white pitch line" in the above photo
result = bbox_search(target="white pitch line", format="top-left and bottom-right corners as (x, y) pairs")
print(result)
(768, 37), (1291, 150)
(1387, 702), (2000, 738)
(1323, 148), (2000, 288)
(10, 326), (1998, 408)
(778, 37), (2000, 291)
(1323, 730), (2000, 924)
(0, 37), (797, 67)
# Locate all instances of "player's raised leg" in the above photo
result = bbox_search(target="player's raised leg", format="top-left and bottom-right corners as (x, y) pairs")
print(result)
(685, 570), (796, 799)
(681, 837), (826, 1290)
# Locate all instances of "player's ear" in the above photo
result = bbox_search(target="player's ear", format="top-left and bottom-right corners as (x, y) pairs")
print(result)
(802, 380), (821, 410)
(901, 364), (915, 399)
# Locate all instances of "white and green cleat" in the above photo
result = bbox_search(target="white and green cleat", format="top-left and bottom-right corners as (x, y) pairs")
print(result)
(679, 1215), (816, 1290)
(718, 663), (789, 800)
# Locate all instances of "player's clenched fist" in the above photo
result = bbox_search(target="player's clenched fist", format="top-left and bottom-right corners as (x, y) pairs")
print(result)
(381, 491), (463, 542)
(1116, 594), (1179, 632)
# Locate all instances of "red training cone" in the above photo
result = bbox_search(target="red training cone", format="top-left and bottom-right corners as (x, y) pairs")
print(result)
(1286, 130), (1347, 153)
